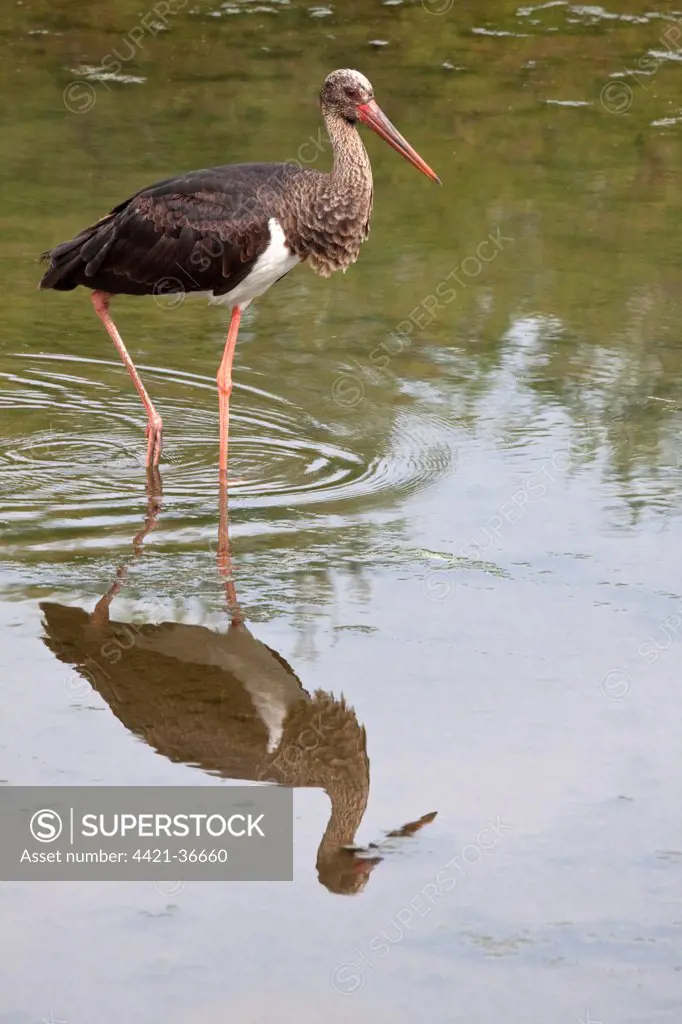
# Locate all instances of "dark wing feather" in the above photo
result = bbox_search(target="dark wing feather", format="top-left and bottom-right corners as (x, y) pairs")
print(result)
(39, 163), (299, 296)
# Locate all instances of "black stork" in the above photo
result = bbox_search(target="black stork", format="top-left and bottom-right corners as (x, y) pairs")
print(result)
(39, 69), (441, 476)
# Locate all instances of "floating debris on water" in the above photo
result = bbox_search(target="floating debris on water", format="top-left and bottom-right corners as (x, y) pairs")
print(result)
(472, 27), (530, 37)
(69, 65), (146, 84)
(545, 99), (592, 106)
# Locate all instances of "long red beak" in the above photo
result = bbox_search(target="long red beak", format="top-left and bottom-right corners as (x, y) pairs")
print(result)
(357, 100), (441, 185)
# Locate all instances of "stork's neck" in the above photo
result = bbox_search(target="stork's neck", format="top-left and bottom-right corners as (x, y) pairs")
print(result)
(317, 781), (368, 864)
(282, 106), (374, 277)
(323, 106), (373, 193)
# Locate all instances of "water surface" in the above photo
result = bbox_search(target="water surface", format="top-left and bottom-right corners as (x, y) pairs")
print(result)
(1, 1), (682, 1022)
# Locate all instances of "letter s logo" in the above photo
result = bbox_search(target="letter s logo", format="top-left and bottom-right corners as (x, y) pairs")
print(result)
(30, 809), (63, 843)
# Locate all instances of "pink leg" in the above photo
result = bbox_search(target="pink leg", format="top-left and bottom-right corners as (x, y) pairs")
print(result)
(217, 305), (242, 478)
(91, 290), (163, 467)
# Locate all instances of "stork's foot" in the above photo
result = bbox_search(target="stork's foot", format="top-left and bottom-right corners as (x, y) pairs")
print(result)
(145, 414), (163, 467)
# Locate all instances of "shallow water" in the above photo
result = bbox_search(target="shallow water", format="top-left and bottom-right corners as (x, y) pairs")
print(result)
(2, 1), (682, 1021)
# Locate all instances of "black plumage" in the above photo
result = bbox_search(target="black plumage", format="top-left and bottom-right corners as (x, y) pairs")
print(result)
(39, 163), (296, 297)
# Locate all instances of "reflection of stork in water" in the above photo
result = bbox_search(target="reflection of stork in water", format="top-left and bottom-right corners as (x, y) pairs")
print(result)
(40, 471), (435, 894)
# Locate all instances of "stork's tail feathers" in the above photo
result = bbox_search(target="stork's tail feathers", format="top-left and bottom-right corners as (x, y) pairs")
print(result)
(38, 215), (116, 291)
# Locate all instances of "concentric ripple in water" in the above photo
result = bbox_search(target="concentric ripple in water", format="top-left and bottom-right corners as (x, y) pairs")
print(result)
(0, 352), (455, 557)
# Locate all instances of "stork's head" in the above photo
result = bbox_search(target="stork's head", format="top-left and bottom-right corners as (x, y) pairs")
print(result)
(320, 68), (442, 185)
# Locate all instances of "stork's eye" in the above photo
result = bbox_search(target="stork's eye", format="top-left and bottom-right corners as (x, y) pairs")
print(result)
(344, 86), (362, 102)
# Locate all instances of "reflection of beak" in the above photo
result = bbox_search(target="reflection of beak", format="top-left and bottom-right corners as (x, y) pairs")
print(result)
(357, 100), (442, 185)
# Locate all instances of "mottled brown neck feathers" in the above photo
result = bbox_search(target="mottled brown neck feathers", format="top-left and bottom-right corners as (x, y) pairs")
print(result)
(323, 106), (373, 191)
(281, 104), (374, 278)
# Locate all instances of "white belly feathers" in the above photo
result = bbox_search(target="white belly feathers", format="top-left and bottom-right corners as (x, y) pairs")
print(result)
(204, 217), (299, 308)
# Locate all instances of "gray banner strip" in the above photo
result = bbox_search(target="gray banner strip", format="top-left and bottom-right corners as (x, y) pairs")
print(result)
(0, 786), (293, 880)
